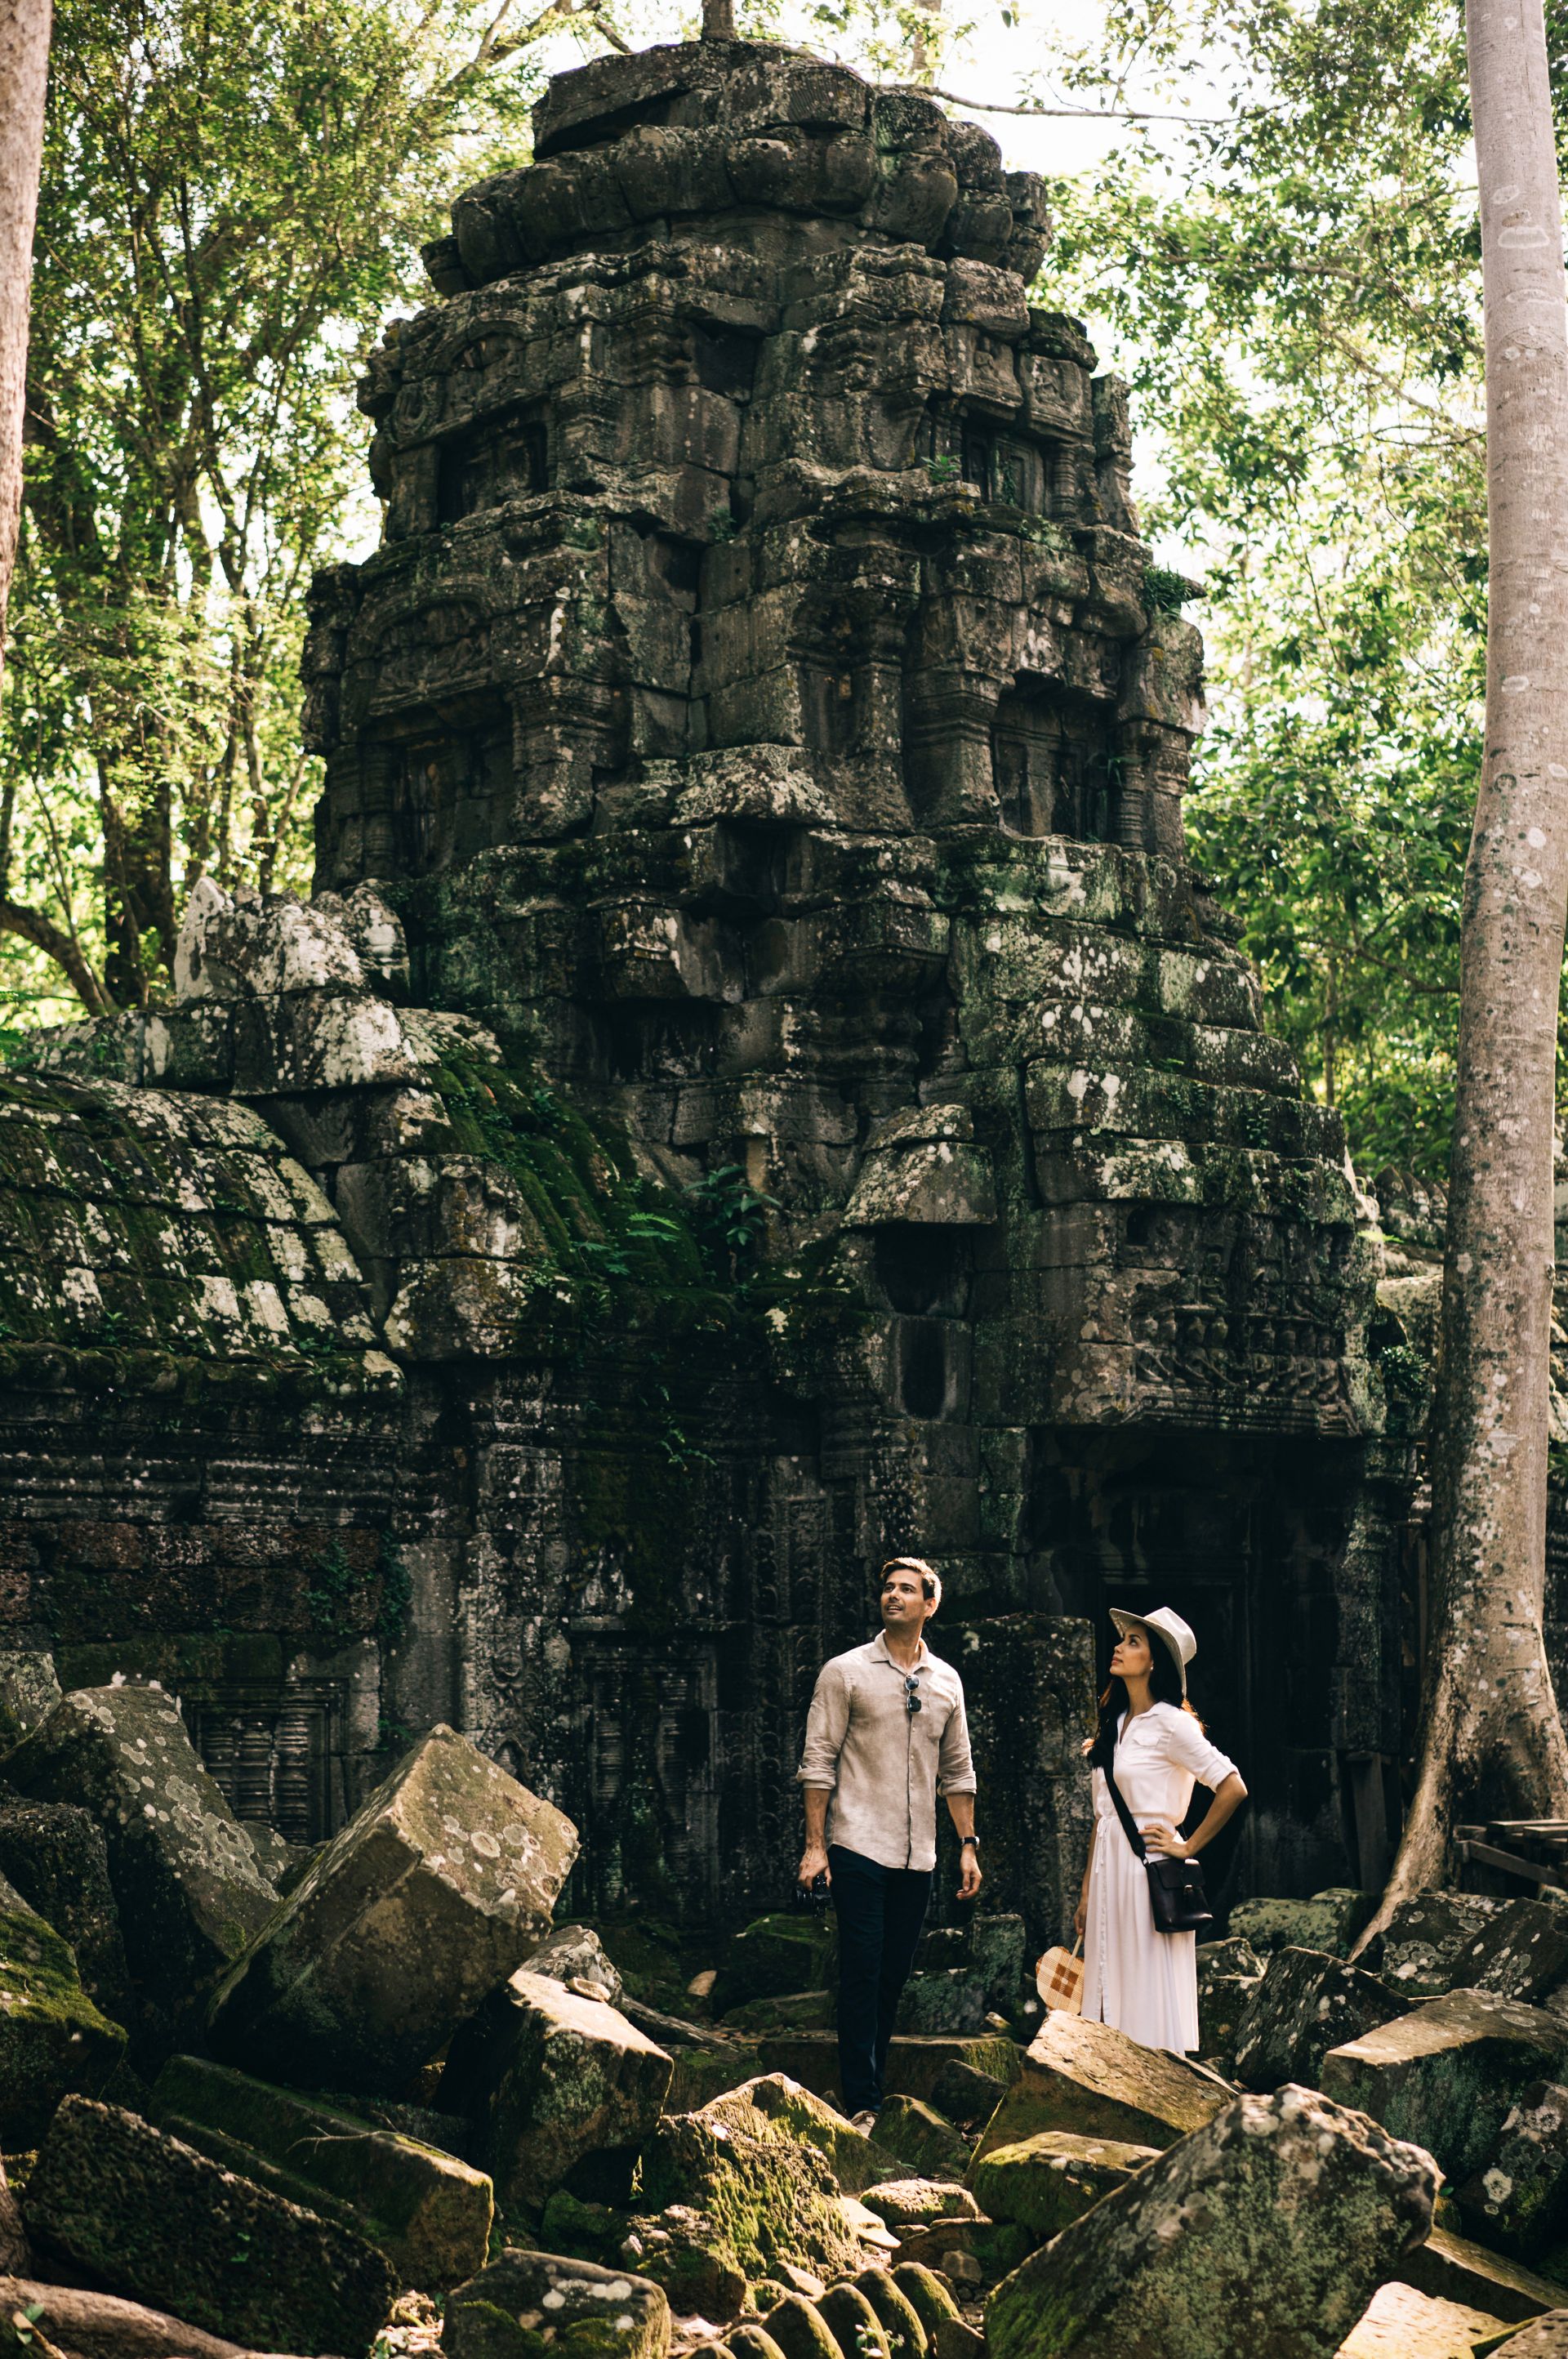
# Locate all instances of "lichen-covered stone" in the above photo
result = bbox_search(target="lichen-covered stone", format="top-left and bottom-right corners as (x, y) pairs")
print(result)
(1442, 1900), (1568, 2008)
(894, 1973), (987, 2037)
(5, 1685), (277, 2036)
(441, 1969), (671, 2213)
(969, 1917), (1027, 2015)
(973, 2012), (1224, 2162)
(442, 2250), (670, 2359)
(207, 1725), (578, 2092)
(984, 2082), (1439, 2359)
(23, 2098), (399, 2357)
(1321, 1989), (1568, 2186)
(871, 2097), (968, 2182)
(0, 1797), (136, 2031)
(864, 2181), (982, 2229)
(1374, 1893), (1512, 2000)
(524, 1924), (625, 2005)
(1453, 2080), (1568, 2261)
(1196, 1937), (1263, 2059)
(0, 1870), (127, 2141)
(927, 2061), (1008, 2131)
(149, 2052), (493, 2289)
(724, 2073), (890, 2196)
(969, 2129), (1157, 2245)
(1232, 1944), (1399, 2092)
(854, 2268), (929, 2357)
(0, 1652), (60, 1750)
(1227, 1889), (1375, 1958)
(1483, 2315), (1568, 2356)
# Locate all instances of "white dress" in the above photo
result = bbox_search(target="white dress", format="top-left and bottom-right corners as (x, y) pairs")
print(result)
(1080, 1701), (1240, 2054)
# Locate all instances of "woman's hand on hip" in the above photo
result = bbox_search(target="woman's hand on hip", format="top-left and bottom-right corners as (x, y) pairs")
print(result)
(1138, 1822), (1192, 1857)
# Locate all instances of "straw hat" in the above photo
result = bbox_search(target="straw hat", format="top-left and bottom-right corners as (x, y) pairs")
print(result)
(1110, 1605), (1197, 1698)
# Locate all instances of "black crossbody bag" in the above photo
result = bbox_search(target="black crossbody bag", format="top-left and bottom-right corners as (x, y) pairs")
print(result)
(1102, 1760), (1214, 1935)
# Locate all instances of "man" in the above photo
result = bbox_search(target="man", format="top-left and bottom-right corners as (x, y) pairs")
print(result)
(796, 1555), (982, 2131)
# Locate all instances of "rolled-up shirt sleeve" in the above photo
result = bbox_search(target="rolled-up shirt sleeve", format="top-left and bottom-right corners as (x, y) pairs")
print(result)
(1162, 1706), (1239, 1790)
(798, 1661), (850, 1788)
(937, 1686), (978, 1795)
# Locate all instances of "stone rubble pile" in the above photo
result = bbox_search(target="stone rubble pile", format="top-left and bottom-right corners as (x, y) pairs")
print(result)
(4, 1676), (1568, 2358)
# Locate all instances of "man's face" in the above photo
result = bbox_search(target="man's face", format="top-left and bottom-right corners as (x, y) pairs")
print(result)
(880, 1566), (934, 1635)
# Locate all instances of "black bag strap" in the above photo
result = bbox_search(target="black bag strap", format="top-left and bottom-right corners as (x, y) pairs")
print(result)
(1102, 1755), (1147, 1861)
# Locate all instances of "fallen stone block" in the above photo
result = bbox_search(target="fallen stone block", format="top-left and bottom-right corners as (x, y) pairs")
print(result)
(970, 1917), (1027, 2014)
(615, 1999), (764, 2109)
(927, 2059), (1007, 2129)
(635, 2082), (869, 2319)
(149, 2052), (492, 2290)
(895, 1973), (987, 2036)
(1334, 2279), (1511, 2357)
(727, 2073), (890, 2196)
(0, 2277), (308, 2359)
(1443, 1900), (1568, 2008)
(722, 1991), (835, 2035)
(711, 1915), (837, 2016)
(854, 2265), (929, 2356)
(871, 2095), (968, 2181)
(1196, 1936), (1263, 2058)
(1228, 1887), (1375, 1957)
(5, 1688), (276, 2037)
(985, 2081), (1439, 2359)
(1396, 2221), (1568, 2325)
(207, 1725), (578, 2093)
(726, 2332), (789, 2359)
(1232, 1945), (1401, 2092)
(22, 2098), (399, 2357)
(863, 2180), (982, 2229)
(0, 1870), (127, 2143)
(1321, 1988), (1568, 2185)
(0, 1652), (60, 1750)
(1373, 1892), (1511, 1999)
(441, 1969), (671, 2213)
(442, 2250), (670, 2359)
(523, 1924), (624, 2005)
(1454, 2080), (1568, 2259)
(973, 2011), (1225, 2161)
(970, 2129), (1158, 2245)
(0, 1799), (135, 2030)
(0, 2163), (28, 2276)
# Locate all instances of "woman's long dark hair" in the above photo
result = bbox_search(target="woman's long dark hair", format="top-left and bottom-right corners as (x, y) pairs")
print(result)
(1088, 1637), (1202, 1770)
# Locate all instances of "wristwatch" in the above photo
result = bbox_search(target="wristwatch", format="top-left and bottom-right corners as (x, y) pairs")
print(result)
(960, 1836), (980, 1852)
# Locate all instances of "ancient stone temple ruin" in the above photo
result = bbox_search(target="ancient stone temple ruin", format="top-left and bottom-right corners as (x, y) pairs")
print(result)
(0, 39), (1414, 1940)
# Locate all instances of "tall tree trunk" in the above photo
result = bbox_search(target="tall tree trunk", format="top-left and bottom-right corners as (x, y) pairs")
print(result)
(0, 0), (51, 701)
(701, 0), (734, 39)
(1358, 0), (1568, 1945)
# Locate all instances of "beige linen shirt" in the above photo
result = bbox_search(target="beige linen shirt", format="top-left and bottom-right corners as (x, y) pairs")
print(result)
(797, 1631), (978, 1872)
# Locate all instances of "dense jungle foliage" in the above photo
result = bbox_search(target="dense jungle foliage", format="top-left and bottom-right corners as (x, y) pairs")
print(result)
(1, 0), (1551, 1179)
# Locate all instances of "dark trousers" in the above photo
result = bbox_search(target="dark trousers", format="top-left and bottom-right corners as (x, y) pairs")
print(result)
(830, 1843), (932, 2116)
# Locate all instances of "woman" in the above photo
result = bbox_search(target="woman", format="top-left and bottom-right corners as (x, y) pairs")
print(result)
(1073, 1606), (1248, 2054)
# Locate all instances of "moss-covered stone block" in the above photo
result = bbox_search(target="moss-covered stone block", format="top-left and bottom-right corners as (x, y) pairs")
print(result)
(863, 2179), (980, 2230)
(443, 2249), (670, 2359)
(1232, 1945), (1400, 2093)
(889, 2265), (960, 2340)
(208, 1725), (578, 2093)
(1374, 1894), (1511, 2001)
(22, 2098), (399, 2357)
(149, 2052), (493, 2289)
(758, 2295), (840, 2359)
(0, 1869), (127, 2142)
(1195, 1937), (1263, 2061)
(854, 2268), (929, 2358)
(1227, 1888), (1375, 1960)
(984, 2085), (1438, 2359)
(5, 1685), (276, 2038)
(440, 1971), (671, 2214)
(816, 2282), (890, 2359)
(871, 2098), (968, 2183)
(0, 1798), (135, 2033)
(969, 2129), (1156, 2245)
(1321, 1990), (1568, 2187)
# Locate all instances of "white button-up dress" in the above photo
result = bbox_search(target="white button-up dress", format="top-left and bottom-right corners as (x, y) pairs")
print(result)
(1081, 1701), (1239, 2054)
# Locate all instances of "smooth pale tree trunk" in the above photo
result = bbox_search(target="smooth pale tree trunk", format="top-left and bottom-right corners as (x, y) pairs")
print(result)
(0, 0), (51, 702)
(1359, 0), (1568, 1946)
